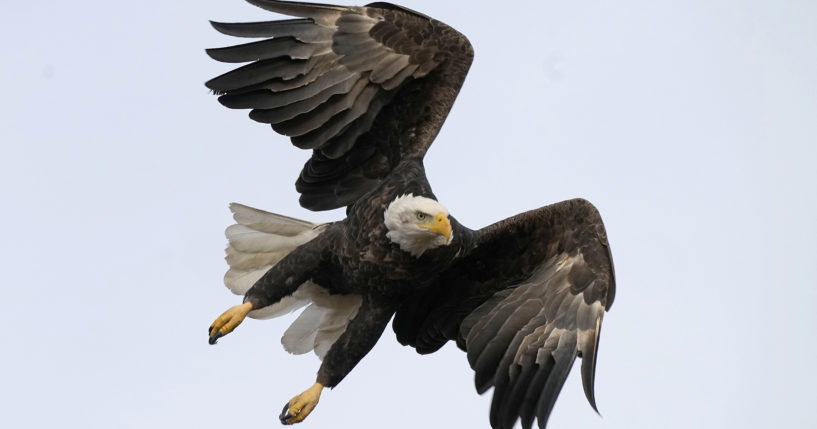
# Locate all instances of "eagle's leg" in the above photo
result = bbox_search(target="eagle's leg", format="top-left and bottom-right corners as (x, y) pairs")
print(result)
(209, 241), (323, 344)
(208, 302), (252, 344)
(278, 296), (394, 425)
(317, 295), (395, 386)
(279, 382), (324, 425)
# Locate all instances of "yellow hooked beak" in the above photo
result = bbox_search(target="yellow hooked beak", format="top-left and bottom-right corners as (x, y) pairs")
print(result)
(419, 212), (452, 243)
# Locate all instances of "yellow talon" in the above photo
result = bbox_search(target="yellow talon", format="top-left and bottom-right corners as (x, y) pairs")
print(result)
(208, 302), (252, 344)
(280, 383), (324, 425)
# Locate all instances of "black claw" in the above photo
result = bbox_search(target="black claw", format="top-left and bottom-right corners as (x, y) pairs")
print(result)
(279, 403), (292, 424)
(208, 325), (214, 335)
(209, 331), (223, 345)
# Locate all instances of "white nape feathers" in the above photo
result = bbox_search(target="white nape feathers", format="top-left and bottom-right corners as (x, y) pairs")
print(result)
(383, 194), (453, 257)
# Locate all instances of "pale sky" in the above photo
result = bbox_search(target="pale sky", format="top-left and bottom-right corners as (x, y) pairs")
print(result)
(2, 1), (816, 428)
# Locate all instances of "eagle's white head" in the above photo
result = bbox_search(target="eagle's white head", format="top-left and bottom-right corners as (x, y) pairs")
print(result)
(383, 194), (453, 258)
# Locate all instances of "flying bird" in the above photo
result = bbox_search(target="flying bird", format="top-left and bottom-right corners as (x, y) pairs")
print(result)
(205, 1), (616, 428)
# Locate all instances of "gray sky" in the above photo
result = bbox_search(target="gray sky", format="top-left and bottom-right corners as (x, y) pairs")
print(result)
(2, 1), (816, 428)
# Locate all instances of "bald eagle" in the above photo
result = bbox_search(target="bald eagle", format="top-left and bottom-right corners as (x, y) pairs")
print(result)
(206, 1), (616, 429)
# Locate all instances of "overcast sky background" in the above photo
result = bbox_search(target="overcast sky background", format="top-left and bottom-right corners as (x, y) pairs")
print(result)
(2, 1), (816, 428)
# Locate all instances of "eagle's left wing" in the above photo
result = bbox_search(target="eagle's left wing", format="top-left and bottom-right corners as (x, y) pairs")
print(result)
(206, 0), (473, 211)
(393, 198), (616, 429)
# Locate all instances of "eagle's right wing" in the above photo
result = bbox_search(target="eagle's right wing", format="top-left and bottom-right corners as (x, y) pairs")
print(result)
(393, 199), (616, 429)
(207, 0), (473, 210)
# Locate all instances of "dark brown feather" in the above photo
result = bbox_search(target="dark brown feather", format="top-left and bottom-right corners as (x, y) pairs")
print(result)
(205, 36), (325, 63)
(210, 18), (330, 40)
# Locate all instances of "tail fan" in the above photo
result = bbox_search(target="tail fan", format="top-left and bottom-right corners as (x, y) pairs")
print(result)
(224, 202), (327, 319)
(223, 203), (361, 359)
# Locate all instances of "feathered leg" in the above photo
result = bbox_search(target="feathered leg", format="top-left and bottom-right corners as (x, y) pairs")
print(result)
(208, 236), (326, 344)
(278, 295), (395, 425)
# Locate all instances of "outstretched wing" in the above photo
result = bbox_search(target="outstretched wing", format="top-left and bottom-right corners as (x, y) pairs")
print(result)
(207, 0), (473, 210)
(393, 199), (616, 429)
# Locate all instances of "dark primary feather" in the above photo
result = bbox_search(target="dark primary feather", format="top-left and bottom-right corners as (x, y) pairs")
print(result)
(205, 36), (328, 63)
(206, 0), (474, 211)
(393, 199), (615, 429)
(210, 18), (328, 39)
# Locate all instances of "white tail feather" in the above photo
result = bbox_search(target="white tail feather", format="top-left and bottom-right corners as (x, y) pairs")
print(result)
(226, 224), (318, 253)
(224, 203), (326, 296)
(231, 203), (317, 235)
(223, 266), (272, 296)
(223, 203), (361, 358)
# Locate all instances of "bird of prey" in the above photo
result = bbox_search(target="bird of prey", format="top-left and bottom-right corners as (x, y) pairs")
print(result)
(205, 1), (616, 428)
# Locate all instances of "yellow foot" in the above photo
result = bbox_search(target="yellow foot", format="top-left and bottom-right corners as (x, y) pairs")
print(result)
(208, 302), (252, 344)
(279, 383), (324, 425)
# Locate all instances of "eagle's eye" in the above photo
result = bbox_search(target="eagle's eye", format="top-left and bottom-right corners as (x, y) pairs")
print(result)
(416, 212), (427, 221)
